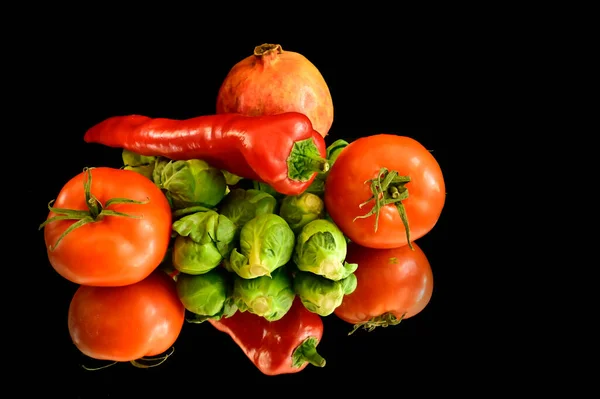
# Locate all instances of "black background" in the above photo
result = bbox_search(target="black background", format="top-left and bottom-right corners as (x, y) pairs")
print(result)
(22, 29), (462, 397)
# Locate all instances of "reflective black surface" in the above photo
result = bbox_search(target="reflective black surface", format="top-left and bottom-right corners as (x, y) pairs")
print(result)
(25, 34), (454, 397)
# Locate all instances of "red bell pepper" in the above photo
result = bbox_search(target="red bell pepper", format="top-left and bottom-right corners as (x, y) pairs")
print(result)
(208, 298), (325, 376)
(83, 112), (329, 196)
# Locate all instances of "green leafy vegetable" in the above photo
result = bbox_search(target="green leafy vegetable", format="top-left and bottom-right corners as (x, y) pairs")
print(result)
(293, 271), (357, 316)
(122, 149), (157, 180)
(279, 192), (324, 234)
(222, 170), (243, 186)
(228, 213), (295, 279)
(172, 210), (237, 275)
(233, 267), (295, 321)
(252, 181), (285, 200)
(176, 268), (237, 322)
(219, 188), (278, 228)
(293, 219), (357, 281)
(153, 159), (227, 209)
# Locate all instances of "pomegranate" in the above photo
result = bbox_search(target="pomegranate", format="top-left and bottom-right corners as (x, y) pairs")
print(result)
(216, 43), (334, 137)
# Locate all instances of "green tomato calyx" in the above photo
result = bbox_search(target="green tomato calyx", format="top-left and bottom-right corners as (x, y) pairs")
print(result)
(353, 167), (414, 250)
(348, 312), (406, 336)
(39, 167), (148, 251)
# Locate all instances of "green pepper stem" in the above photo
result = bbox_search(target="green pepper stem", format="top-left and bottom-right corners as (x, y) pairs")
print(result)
(308, 156), (330, 173)
(352, 167), (414, 250)
(287, 138), (330, 182)
(292, 337), (326, 368)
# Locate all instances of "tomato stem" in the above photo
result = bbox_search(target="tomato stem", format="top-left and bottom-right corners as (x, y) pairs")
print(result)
(291, 337), (326, 368)
(129, 347), (175, 369)
(348, 312), (406, 335)
(39, 167), (149, 251)
(81, 361), (118, 371)
(353, 167), (414, 250)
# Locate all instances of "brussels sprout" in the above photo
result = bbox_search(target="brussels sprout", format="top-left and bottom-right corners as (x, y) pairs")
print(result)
(219, 188), (278, 228)
(172, 210), (237, 275)
(293, 271), (357, 316)
(324, 212), (351, 244)
(228, 213), (295, 279)
(122, 149), (157, 180)
(222, 170), (243, 186)
(252, 181), (285, 200)
(176, 268), (237, 322)
(293, 219), (357, 281)
(153, 158), (227, 209)
(306, 139), (349, 196)
(279, 192), (324, 234)
(326, 139), (350, 163)
(233, 267), (295, 321)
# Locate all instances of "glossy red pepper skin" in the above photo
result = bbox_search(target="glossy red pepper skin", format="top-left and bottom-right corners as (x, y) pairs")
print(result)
(209, 298), (325, 376)
(83, 112), (328, 196)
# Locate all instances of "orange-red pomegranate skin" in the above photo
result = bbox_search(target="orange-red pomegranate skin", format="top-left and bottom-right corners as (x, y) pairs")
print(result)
(216, 43), (334, 138)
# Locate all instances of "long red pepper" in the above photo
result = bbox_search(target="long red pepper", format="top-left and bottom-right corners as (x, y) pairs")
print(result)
(83, 112), (329, 196)
(209, 298), (325, 376)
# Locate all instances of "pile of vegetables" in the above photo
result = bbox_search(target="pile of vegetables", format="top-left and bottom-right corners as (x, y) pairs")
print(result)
(40, 43), (446, 376)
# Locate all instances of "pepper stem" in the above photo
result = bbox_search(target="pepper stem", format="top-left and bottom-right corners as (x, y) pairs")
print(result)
(39, 167), (148, 251)
(291, 337), (326, 368)
(353, 167), (414, 250)
(348, 312), (406, 335)
(287, 138), (330, 182)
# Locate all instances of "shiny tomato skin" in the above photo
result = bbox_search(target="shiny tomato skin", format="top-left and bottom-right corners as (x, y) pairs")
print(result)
(324, 134), (445, 249)
(68, 271), (185, 362)
(43, 167), (172, 287)
(334, 241), (433, 324)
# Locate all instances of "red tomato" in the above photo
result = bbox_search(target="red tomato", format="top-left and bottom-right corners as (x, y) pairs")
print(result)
(68, 271), (185, 362)
(42, 167), (172, 286)
(324, 134), (445, 249)
(334, 241), (433, 331)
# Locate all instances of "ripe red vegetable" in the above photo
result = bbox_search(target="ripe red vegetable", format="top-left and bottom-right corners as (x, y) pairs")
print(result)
(325, 134), (445, 249)
(68, 271), (185, 363)
(216, 43), (334, 138)
(83, 112), (329, 196)
(209, 298), (325, 376)
(41, 167), (172, 287)
(334, 241), (434, 334)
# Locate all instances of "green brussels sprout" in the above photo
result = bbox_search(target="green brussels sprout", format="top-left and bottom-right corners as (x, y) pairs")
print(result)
(222, 170), (243, 186)
(279, 192), (324, 234)
(252, 181), (285, 200)
(293, 219), (357, 281)
(176, 268), (237, 322)
(122, 149), (157, 180)
(228, 213), (295, 279)
(233, 267), (295, 321)
(306, 139), (349, 196)
(293, 271), (357, 316)
(153, 158), (227, 210)
(324, 211), (351, 244)
(219, 188), (278, 228)
(172, 210), (237, 275)
(326, 139), (350, 163)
